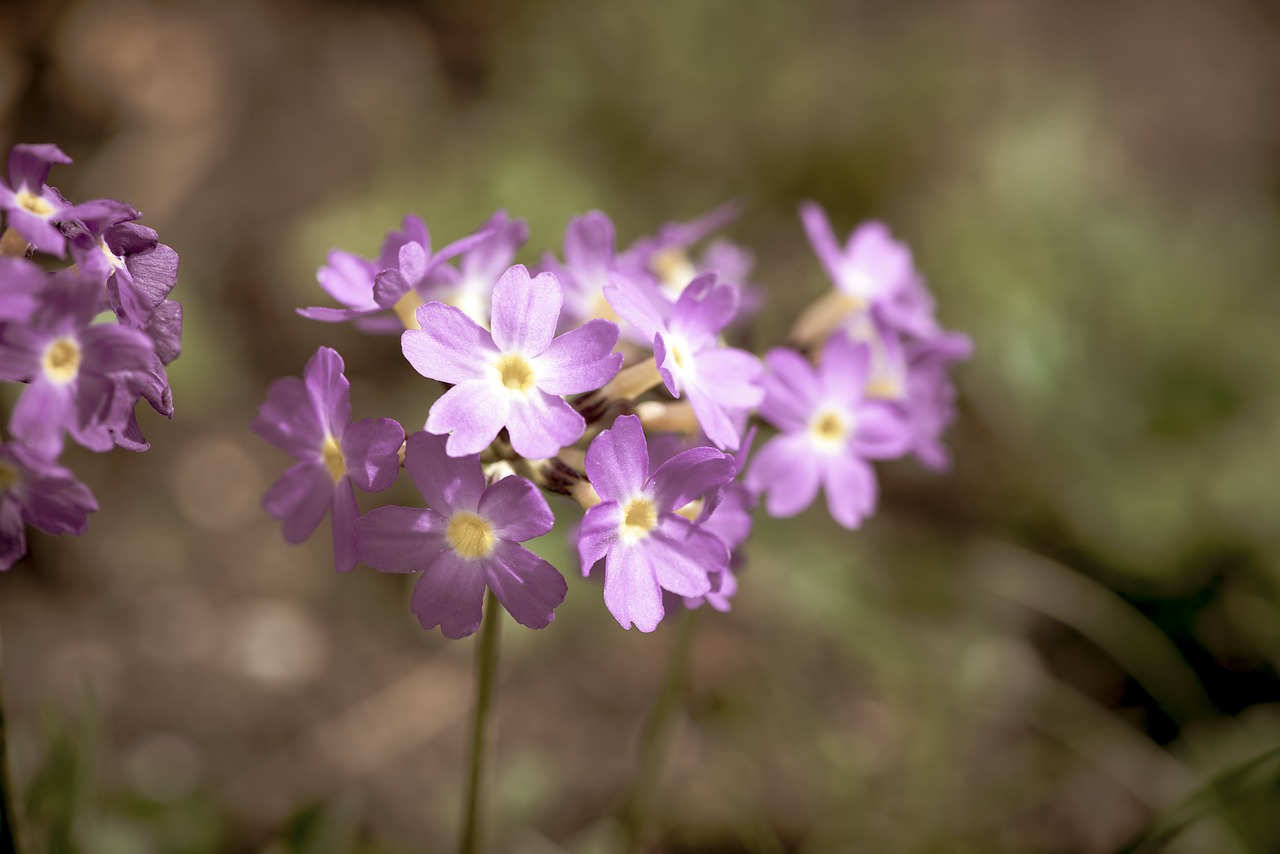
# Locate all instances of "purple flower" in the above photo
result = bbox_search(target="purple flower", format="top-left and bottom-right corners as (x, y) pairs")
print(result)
(0, 271), (156, 457)
(541, 211), (625, 327)
(0, 440), (98, 571)
(901, 331), (973, 472)
(577, 414), (735, 632)
(356, 431), (567, 639)
(298, 214), (499, 333)
(604, 271), (763, 450)
(419, 211), (528, 327)
(746, 334), (912, 529)
(404, 264), (623, 458)
(252, 347), (404, 572)
(0, 144), (134, 257)
(619, 202), (741, 293)
(0, 257), (44, 323)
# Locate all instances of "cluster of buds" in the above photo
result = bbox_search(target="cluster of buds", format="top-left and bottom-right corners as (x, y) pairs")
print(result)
(0, 144), (182, 571)
(254, 203), (969, 637)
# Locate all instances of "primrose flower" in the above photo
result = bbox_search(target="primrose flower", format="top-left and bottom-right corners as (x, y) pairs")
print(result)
(604, 271), (763, 450)
(541, 211), (627, 327)
(404, 264), (622, 458)
(0, 257), (44, 323)
(902, 330), (973, 471)
(299, 214), (498, 333)
(0, 143), (133, 257)
(252, 347), (404, 572)
(619, 202), (742, 296)
(356, 431), (567, 639)
(0, 271), (156, 457)
(0, 440), (98, 571)
(747, 334), (912, 529)
(421, 211), (528, 327)
(578, 415), (735, 632)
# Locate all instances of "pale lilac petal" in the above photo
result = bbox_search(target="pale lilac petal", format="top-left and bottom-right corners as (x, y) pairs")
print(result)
(403, 430), (486, 514)
(10, 380), (71, 458)
(760, 347), (820, 432)
(691, 347), (763, 409)
(531, 319), (622, 395)
(584, 413), (649, 502)
(342, 417), (404, 492)
(8, 143), (71, 189)
(317, 250), (378, 309)
(402, 302), (497, 384)
(823, 452), (878, 529)
(411, 551), (487, 639)
(484, 541), (567, 630)
(602, 273), (670, 343)
(852, 402), (912, 460)
(356, 505), (449, 573)
(505, 391), (584, 459)
(490, 265), (562, 354)
(670, 275), (737, 343)
(603, 543), (665, 632)
(7, 210), (65, 256)
(578, 501), (622, 575)
(648, 446), (734, 514)
(263, 461), (334, 544)
(746, 433), (821, 518)
(424, 381), (511, 457)
(683, 379), (742, 451)
(478, 475), (553, 541)
(799, 201), (845, 285)
(647, 516), (721, 597)
(252, 376), (323, 459)
(303, 347), (352, 436)
(331, 479), (359, 573)
(818, 333), (870, 404)
(79, 324), (155, 375)
(701, 485), (754, 551)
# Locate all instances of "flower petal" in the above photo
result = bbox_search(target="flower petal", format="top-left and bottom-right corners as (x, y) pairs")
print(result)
(603, 542), (665, 632)
(252, 376), (323, 460)
(505, 390), (584, 459)
(532, 319), (622, 395)
(402, 302), (497, 384)
(822, 452), (877, 529)
(342, 417), (405, 492)
(424, 381), (511, 458)
(490, 265), (562, 354)
(263, 461), (334, 545)
(356, 504), (449, 573)
(410, 551), (487, 639)
(745, 433), (821, 518)
(578, 501), (622, 576)
(484, 540), (567, 630)
(647, 515), (723, 597)
(331, 478), (359, 573)
(584, 413), (649, 502)
(302, 347), (352, 436)
(760, 347), (821, 432)
(647, 446), (734, 515)
(479, 475), (553, 542)
(403, 430), (486, 513)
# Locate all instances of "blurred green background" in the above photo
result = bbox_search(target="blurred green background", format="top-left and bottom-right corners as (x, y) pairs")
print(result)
(2, 0), (1280, 851)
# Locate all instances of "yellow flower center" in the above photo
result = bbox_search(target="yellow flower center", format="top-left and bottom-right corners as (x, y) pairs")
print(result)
(0, 463), (19, 493)
(676, 497), (705, 522)
(809, 408), (849, 450)
(652, 248), (697, 292)
(447, 511), (496, 560)
(321, 434), (346, 483)
(494, 353), (535, 393)
(16, 189), (53, 217)
(621, 496), (658, 540)
(42, 337), (82, 384)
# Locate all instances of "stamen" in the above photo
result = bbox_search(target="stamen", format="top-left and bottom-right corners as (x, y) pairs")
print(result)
(15, 189), (53, 217)
(620, 496), (657, 540)
(321, 434), (346, 483)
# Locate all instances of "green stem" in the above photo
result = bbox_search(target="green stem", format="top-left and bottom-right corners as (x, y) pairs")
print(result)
(0, 621), (21, 854)
(621, 607), (699, 853)
(458, 589), (502, 854)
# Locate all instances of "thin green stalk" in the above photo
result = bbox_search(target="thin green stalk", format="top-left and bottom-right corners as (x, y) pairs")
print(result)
(621, 607), (699, 854)
(0, 622), (21, 854)
(458, 589), (502, 854)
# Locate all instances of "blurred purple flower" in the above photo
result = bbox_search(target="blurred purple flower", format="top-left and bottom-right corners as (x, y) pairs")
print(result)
(747, 334), (912, 529)
(356, 431), (567, 639)
(578, 414), (735, 632)
(0, 440), (98, 571)
(252, 347), (404, 572)
(404, 264), (622, 458)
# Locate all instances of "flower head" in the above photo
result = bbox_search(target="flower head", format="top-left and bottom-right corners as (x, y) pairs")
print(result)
(578, 414), (736, 632)
(746, 334), (912, 529)
(404, 264), (622, 458)
(252, 347), (404, 572)
(356, 431), (567, 639)
(604, 271), (763, 450)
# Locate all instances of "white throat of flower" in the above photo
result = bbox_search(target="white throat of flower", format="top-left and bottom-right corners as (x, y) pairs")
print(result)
(42, 337), (82, 385)
(493, 353), (536, 395)
(808, 405), (852, 454)
(619, 494), (658, 543)
(662, 334), (696, 384)
(15, 188), (53, 218)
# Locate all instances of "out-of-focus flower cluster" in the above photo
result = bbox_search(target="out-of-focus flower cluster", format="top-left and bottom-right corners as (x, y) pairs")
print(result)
(0, 143), (182, 571)
(255, 202), (969, 637)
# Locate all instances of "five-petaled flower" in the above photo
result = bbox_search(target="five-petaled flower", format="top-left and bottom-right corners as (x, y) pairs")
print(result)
(356, 431), (568, 639)
(403, 263), (623, 459)
(252, 346), (404, 572)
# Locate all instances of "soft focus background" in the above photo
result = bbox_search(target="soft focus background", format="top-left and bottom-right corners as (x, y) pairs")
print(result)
(2, 0), (1280, 851)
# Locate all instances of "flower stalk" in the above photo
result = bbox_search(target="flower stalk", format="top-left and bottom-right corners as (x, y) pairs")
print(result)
(459, 588), (502, 854)
(0, 623), (22, 854)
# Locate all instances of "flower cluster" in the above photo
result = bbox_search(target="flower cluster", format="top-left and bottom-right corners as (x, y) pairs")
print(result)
(256, 203), (968, 636)
(0, 143), (182, 571)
